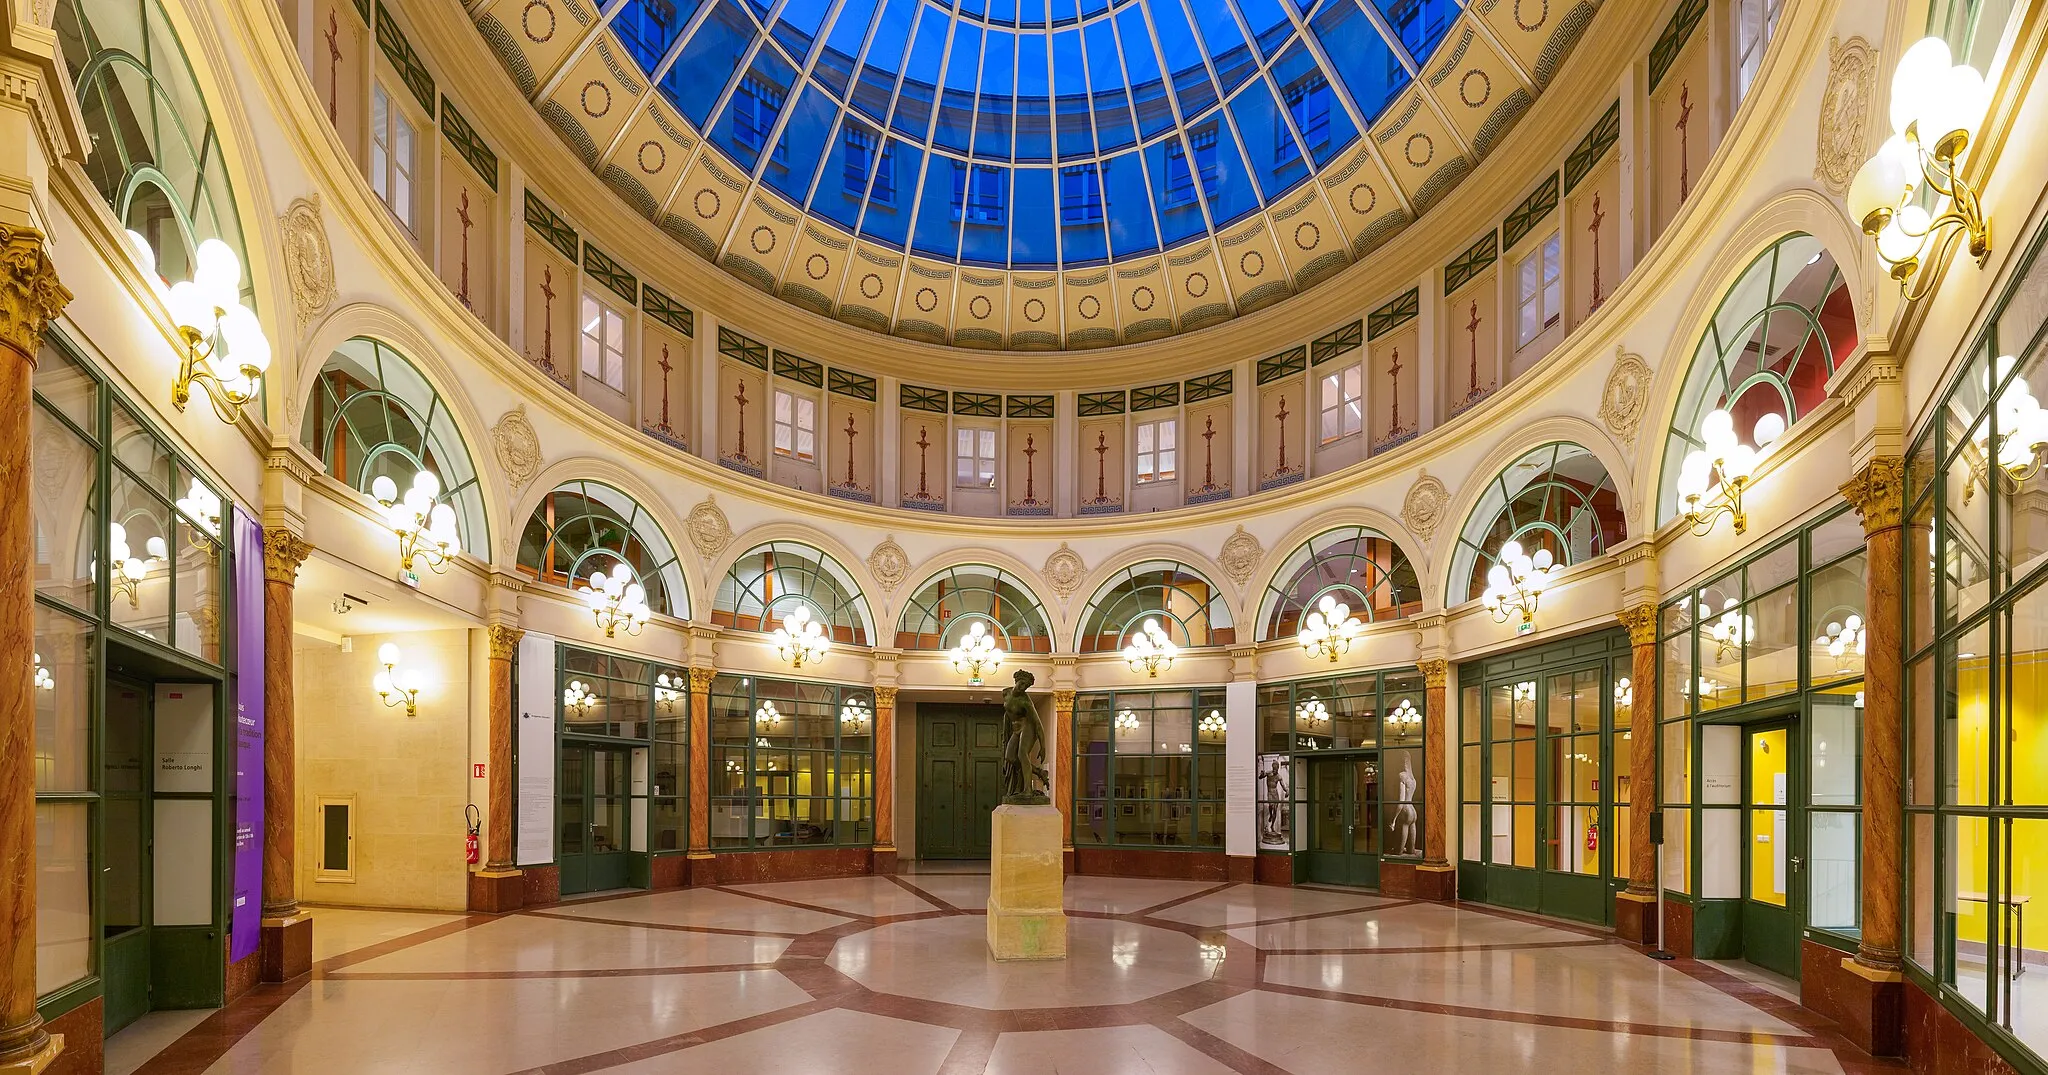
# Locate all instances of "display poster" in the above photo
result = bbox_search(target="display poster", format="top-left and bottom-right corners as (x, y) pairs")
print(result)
(1256, 753), (1293, 850)
(516, 632), (557, 866)
(229, 513), (264, 961)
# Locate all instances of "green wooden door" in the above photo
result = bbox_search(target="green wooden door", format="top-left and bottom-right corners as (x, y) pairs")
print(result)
(918, 707), (1005, 859)
(1741, 722), (1804, 979)
(102, 679), (152, 1035)
(1302, 755), (1380, 886)
(559, 743), (633, 895)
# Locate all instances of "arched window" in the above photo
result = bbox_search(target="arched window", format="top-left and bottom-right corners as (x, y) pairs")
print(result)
(1258, 527), (1421, 640)
(1449, 442), (1627, 604)
(714, 542), (871, 646)
(1659, 235), (1857, 523)
(517, 481), (688, 618)
(57, 0), (251, 299)
(895, 565), (1054, 653)
(299, 338), (489, 553)
(1076, 561), (1235, 653)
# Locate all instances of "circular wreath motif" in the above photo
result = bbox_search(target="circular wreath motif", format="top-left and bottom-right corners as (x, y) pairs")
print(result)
(1515, 0), (1548, 32)
(969, 295), (993, 320)
(637, 140), (666, 174)
(860, 273), (884, 300)
(1078, 295), (1101, 320)
(1293, 221), (1320, 250)
(522, 0), (556, 43)
(1024, 298), (1047, 323)
(750, 226), (776, 255)
(1240, 251), (1265, 277)
(806, 254), (829, 280)
(581, 80), (612, 118)
(1186, 272), (1209, 298)
(1131, 286), (1155, 312)
(916, 288), (938, 312)
(1348, 184), (1377, 216)
(1405, 133), (1435, 168)
(694, 189), (721, 220)
(1460, 69), (1493, 109)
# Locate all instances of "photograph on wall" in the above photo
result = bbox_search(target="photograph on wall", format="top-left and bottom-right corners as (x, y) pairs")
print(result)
(1256, 753), (1292, 850)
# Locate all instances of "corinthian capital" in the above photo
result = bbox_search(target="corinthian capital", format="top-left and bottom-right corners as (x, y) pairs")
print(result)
(0, 223), (72, 362)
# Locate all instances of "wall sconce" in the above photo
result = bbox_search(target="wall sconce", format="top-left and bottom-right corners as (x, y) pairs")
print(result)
(108, 522), (166, 608)
(1122, 617), (1178, 677)
(582, 563), (650, 638)
(1297, 593), (1361, 662)
(755, 700), (783, 728)
(1847, 37), (1992, 299)
(1481, 542), (1559, 634)
(1115, 708), (1140, 734)
(563, 678), (598, 717)
(1387, 698), (1421, 729)
(175, 478), (222, 539)
(1707, 598), (1755, 662)
(1512, 680), (1537, 718)
(655, 672), (684, 713)
(1198, 708), (1226, 737)
(150, 237), (271, 424)
(772, 607), (829, 668)
(1296, 696), (1330, 731)
(1614, 676), (1633, 710)
(1817, 614), (1866, 672)
(1677, 409), (1775, 535)
(840, 697), (871, 730)
(948, 620), (1003, 685)
(372, 642), (422, 717)
(1964, 354), (2048, 502)
(371, 470), (461, 575)
(34, 653), (53, 691)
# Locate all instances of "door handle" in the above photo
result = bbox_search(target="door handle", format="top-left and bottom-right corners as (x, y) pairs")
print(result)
(1790, 856), (1804, 872)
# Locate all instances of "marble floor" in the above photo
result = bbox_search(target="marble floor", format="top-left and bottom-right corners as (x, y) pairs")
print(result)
(114, 875), (1899, 1074)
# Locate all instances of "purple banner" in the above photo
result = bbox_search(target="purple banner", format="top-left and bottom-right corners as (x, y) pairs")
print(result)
(230, 513), (264, 962)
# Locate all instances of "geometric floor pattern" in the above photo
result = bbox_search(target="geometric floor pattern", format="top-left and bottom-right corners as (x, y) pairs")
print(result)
(120, 873), (1900, 1074)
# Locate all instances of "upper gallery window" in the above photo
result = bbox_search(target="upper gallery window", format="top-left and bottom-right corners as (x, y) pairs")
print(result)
(774, 389), (816, 462)
(370, 83), (416, 232)
(956, 427), (997, 488)
(1136, 418), (1177, 484)
(1320, 366), (1364, 444)
(579, 293), (627, 392)
(1516, 232), (1562, 348)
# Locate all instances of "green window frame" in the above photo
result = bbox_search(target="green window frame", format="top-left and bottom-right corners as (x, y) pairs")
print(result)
(1257, 527), (1422, 641)
(1072, 688), (1227, 850)
(1255, 670), (1429, 856)
(1075, 560), (1235, 652)
(1447, 442), (1627, 605)
(894, 564), (1054, 654)
(713, 541), (872, 646)
(517, 480), (689, 618)
(555, 644), (689, 856)
(708, 674), (873, 850)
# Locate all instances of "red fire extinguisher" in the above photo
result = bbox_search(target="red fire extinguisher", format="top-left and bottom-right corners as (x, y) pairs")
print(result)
(1586, 822), (1599, 853)
(465, 804), (481, 865)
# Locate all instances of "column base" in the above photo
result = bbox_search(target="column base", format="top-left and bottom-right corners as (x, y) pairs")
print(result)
(1414, 862), (1457, 902)
(685, 851), (718, 887)
(1227, 855), (1257, 883)
(1062, 846), (1075, 875)
(0, 1034), (63, 1075)
(1614, 890), (1658, 944)
(871, 845), (897, 875)
(260, 913), (315, 983)
(1800, 947), (1904, 1057)
(468, 868), (526, 913)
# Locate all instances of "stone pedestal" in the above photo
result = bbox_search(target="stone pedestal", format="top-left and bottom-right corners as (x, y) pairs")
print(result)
(987, 805), (1067, 961)
(259, 913), (313, 982)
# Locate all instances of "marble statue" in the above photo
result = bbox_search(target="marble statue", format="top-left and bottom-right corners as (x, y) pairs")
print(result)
(999, 669), (1049, 805)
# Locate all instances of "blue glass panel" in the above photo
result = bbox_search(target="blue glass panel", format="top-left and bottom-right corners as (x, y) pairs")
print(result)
(1084, 20), (1135, 151)
(813, 0), (879, 97)
(988, 0), (1017, 24)
(1312, 0), (1407, 123)
(890, 7), (951, 138)
(1051, 30), (1094, 158)
(958, 164), (1011, 264)
(713, 48), (796, 171)
(1077, 0), (1108, 16)
(859, 140), (922, 245)
(1372, 0), (1458, 66)
(763, 84), (836, 200)
(1116, 9), (1174, 139)
(1236, 0), (1295, 59)
(960, 0), (987, 16)
(911, 156), (967, 257)
(658, 0), (759, 127)
(1188, 115), (1259, 226)
(770, 0), (832, 63)
(811, 116), (880, 229)
(1146, 0), (1218, 119)
(851, 0), (916, 122)
(1019, 0), (1047, 25)
(1058, 163), (1108, 263)
(1228, 77), (1307, 199)
(1144, 134), (1208, 245)
(1009, 167), (1057, 266)
(1188, 0), (1256, 94)
(741, 0), (771, 23)
(934, 25), (983, 152)
(1100, 151), (1159, 256)
(1014, 34), (1051, 159)
(613, 0), (702, 75)
(1270, 40), (1355, 166)
(1049, 0), (1081, 21)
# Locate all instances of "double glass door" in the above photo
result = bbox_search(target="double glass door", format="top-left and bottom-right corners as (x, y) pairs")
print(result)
(1481, 667), (1618, 922)
(1304, 754), (1380, 886)
(559, 742), (631, 895)
(1742, 722), (1805, 977)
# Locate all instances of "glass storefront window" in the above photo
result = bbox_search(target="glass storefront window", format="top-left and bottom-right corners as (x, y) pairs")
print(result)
(708, 673), (870, 849)
(1073, 687), (1226, 849)
(35, 802), (91, 996)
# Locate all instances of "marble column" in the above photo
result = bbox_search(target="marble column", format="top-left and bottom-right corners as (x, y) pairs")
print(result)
(872, 686), (897, 874)
(1615, 602), (1659, 944)
(260, 528), (313, 982)
(1416, 659), (1454, 901)
(470, 624), (525, 912)
(1054, 689), (1075, 874)
(0, 223), (71, 1075)
(686, 667), (714, 883)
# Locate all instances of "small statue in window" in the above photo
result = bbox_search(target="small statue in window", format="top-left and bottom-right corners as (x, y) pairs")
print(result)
(1000, 669), (1050, 805)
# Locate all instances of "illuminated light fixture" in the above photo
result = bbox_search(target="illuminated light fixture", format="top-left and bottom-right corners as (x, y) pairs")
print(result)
(108, 522), (166, 608)
(655, 672), (684, 713)
(582, 563), (650, 638)
(772, 606), (830, 668)
(1678, 676), (1724, 701)
(1846, 37), (1993, 299)
(1512, 681), (1537, 714)
(1297, 696), (1331, 729)
(1387, 698), (1421, 729)
(948, 620), (1004, 685)
(1114, 708), (1140, 734)
(1481, 541), (1559, 634)
(370, 470), (462, 575)
(724, 758), (743, 774)
(1965, 354), (2048, 500)
(150, 236), (271, 424)
(174, 478), (222, 537)
(1297, 593), (1362, 662)
(1707, 598), (1755, 662)
(840, 696), (872, 730)
(33, 653), (52, 691)
(755, 700), (783, 728)
(1817, 614), (1867, 672)
(1615, 677), (1633, 709)
(1677, 409), (1774, 536)
(372, 642), (423, 718)
(1199, 708), (1226, 736)
(1122, 617), (1178, 677)
(562, 678), (598, 717)
(754, 737), (774, 747)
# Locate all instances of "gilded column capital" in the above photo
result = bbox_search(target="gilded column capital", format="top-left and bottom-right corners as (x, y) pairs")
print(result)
(872, 685), (898, 710)
(687, 666), (717, 693)
(262, 528), (313, 585)
(486, 623), (524, 662)
(0, 223), (72, 363)
(1417, 658), (1449, 689)
(1617, 602), (1659, 647)
(1840, 456), (1905, 534)
(1053, 688), (1076, 715)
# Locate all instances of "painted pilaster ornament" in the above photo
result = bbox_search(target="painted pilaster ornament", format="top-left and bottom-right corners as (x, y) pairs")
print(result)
(490, 405), (542, 492)
(1417, 657), (1449, 689)
(1401, 470), (1450, 543)
(867, 535), (909, 592)
(685, 495), (732, 560)
(1616, 602), (1659, 647)
(1814, 37), (1878, 196)
(278, 195), (336, 325)
(0, 223), (73, 360)
(872, 685), (897, 710)
(1042, 542), (1086, 599)
(1053, 688), (1077, 715)
(1218, 525), (1263, 587)
(687, 667), (716, 692)
(1598, 347), (1652, 444)
(486, 623), (525, 661)
(262, 528), (314, 585)
(1840, 456), (1905, 533)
